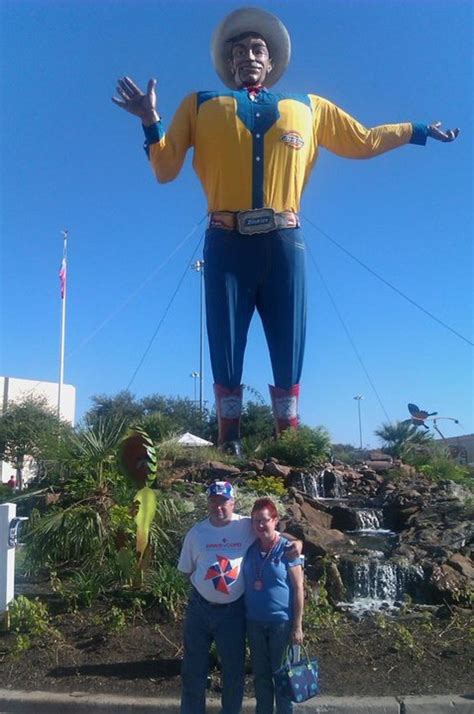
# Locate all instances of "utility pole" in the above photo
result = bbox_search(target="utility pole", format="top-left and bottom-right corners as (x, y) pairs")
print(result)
(191, 260), (205, 416)
(353, 395), (364, 449)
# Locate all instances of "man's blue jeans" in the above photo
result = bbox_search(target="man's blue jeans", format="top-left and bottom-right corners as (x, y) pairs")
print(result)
(181, 589), (246, 714)
(246, 620), (293, 714)
(204, 227), (307, 390)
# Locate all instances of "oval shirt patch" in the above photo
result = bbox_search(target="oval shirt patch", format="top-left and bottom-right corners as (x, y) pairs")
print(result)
(280, 131), (304, 150)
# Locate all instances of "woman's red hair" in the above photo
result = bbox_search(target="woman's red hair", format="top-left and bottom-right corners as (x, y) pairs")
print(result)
(251, 497), (279, 519)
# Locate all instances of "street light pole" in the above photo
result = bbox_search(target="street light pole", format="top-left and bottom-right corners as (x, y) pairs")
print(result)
(353, 395), (364, 449)
(191, 260), (205, 416)
(57, 230), (68, 420)
(190, 371), (199, 406)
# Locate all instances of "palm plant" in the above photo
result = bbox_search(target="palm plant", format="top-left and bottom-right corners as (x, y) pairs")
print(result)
(374, 420), (433, 459)
(69, 415), (128, 488)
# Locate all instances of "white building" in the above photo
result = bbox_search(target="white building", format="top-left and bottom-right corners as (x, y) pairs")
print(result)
(0, 376), (76, 483)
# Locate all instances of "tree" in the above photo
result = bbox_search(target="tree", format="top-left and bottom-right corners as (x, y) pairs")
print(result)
(241, 402), (274, 441)
(140, 394), (211, 437)
(85, 391), (212, 439)
(85, 390), (143, 428)
(0, 396), (70, 489)
(374, 421), (434, 460)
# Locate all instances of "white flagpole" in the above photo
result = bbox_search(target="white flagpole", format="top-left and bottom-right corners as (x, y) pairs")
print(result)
(57, 230), (68, 420)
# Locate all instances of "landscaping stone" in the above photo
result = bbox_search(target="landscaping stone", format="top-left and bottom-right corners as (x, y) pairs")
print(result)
(206, 461), (241, 478)
(262, 460), (291, 478)
(429, 563), (470, 603)
(447, 553), (474, 581)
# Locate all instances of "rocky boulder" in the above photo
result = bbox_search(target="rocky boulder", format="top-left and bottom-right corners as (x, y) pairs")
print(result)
(428, 563), (472, 605)
(447, 553), (474, 582)
(262, 461), (291, 478)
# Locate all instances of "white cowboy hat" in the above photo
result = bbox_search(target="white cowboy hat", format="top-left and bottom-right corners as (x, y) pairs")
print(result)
(211, 7), (291, 89)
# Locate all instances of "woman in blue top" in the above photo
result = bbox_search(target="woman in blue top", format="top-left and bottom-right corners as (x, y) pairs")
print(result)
(244, 497), (304, 714)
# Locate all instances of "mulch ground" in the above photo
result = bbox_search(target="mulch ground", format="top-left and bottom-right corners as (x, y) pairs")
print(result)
(0, 595), (473, 699)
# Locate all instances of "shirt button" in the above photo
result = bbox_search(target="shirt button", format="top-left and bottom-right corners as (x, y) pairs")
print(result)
(255, 156), (261, 161)
(256, 112), (261, 117)
(256, 133), (261, 138)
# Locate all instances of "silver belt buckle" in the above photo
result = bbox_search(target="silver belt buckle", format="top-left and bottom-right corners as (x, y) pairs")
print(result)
(237, 208), (277, 235)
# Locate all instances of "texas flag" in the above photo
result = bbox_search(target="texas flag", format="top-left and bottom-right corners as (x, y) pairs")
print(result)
(59, 257), (66, 299)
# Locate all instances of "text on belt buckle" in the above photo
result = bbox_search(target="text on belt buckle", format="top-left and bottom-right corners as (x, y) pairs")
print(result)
(237, 208), (277, 235)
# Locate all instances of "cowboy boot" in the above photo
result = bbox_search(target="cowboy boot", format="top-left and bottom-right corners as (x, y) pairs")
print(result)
(269, 384), (300, 436)
(214, 384), (243, 457)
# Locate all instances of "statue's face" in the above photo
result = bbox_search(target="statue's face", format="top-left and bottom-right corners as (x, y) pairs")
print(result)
(229, 34), (273, 87)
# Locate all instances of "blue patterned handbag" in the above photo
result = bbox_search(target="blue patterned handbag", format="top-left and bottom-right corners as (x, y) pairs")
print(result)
(274, 645), (319, 703)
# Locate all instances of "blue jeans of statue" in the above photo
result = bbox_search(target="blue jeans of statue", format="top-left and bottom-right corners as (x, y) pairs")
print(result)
(180, 589), (246, 714)
(247, 620), (293, 714)
(204, 228), (307, 390)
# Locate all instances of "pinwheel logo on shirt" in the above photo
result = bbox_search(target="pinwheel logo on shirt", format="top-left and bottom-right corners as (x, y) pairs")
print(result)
(205, 555), (239, 594)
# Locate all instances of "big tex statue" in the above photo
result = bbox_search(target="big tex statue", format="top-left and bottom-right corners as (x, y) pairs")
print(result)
(113, 7), (458, 455)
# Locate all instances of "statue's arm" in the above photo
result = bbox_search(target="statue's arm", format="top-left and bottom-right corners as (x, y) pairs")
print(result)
(311, 95), (459, 159)
(113, 76), (195, 184)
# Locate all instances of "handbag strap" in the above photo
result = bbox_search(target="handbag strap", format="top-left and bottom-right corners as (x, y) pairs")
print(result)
(297, 643), (312, 666)
(281, 643), (313, 667)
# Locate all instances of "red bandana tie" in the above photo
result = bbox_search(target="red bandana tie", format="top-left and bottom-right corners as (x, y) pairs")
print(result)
(246, 85), (264, 100)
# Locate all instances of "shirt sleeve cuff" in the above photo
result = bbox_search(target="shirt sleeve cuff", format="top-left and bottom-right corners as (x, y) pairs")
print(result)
(410, 123), (429, 146)
(142, 121), (164, 158)
(142, 121), (164, 144)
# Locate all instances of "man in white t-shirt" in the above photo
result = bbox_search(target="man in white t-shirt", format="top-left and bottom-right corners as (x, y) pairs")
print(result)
(178, 481), (300, 714)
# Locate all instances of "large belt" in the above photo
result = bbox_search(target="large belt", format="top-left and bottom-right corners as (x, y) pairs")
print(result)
(209, 208), (300, 235)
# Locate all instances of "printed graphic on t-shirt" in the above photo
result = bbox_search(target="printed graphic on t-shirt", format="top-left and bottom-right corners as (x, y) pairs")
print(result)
(205, 554), (240, 594)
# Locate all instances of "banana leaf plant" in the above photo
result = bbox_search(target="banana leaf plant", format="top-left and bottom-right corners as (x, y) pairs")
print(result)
(117, 427), (158, 581)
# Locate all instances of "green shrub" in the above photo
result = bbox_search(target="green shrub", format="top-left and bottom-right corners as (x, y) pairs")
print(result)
(241, 476), (286, 497)
(9, 595), (50, 637)
(8, 595), (62, 656)
(144, 563), (190, 617)
(54, 568), (107, 609)
(259, 426), (331, 468)
(230, 489), (285, 518)
(104, 605), (127, 634)
(0, 483), (14, 503)
(156, 442), (238, 467)
(419, 456), (473, 488)
(303, 578), (341, 643)
(25, 505), (107, 570)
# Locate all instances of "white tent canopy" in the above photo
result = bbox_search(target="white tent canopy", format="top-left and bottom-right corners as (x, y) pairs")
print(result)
(175, 432), (213, 447)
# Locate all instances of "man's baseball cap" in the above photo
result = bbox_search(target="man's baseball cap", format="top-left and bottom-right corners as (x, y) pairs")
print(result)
(206, 481), (235, 499)
(211, 7), (291, 89)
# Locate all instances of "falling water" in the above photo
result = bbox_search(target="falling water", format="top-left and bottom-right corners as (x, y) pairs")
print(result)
(355, 509), (383, 531)
(338, 559), (425, 614)
(292, 471), (324, 498)
(293, 469), (346, 499)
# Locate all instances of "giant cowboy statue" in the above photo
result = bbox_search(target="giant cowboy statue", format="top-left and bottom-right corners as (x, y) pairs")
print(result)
(113, 7), (459, 456)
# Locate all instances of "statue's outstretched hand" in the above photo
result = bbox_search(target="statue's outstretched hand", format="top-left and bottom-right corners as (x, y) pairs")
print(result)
(428, 121), (460, 143)
(112, 77), (159, 125)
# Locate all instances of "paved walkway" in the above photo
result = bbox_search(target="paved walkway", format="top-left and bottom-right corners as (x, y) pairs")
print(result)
(0, 690), (473, 713)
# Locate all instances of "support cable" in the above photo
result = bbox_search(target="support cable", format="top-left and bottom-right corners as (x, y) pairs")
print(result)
(306, 242), (392, 423)
(68, 215), (207, 358)
(302, 214), (473, 347)
(126, 234), (204, 390)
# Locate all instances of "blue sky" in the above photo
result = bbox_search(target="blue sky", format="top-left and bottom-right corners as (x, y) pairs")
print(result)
(1, 0), (472, 446)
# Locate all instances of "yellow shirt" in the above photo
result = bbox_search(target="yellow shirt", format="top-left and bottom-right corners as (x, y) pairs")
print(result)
(145, 89), (416, 214)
